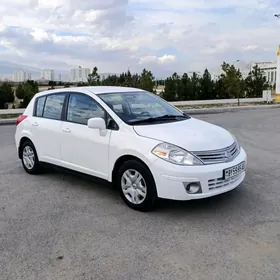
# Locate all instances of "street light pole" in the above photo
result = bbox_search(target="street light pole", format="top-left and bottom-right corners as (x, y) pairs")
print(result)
(275, 14), (280, 103)
(234, 60), (241, 106)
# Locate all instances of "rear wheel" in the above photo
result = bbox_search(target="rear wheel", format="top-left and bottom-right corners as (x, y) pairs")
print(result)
(116, 159), (158, 212)
(20, 140), (42, 174)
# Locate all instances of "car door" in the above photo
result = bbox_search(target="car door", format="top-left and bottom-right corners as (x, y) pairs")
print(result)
(60, 92), (113, 180)
(31, 92), (66, 164)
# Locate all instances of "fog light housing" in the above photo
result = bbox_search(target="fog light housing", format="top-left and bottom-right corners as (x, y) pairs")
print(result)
(184, 182), (202, 194)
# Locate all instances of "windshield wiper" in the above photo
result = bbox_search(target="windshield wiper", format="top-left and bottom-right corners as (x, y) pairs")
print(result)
(129, 114), (189, 125)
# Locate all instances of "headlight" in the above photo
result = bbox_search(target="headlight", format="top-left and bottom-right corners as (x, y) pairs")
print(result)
(235, 139), (241, 152)
(231, 135), (241, 152)
(152, 143), (203, 166)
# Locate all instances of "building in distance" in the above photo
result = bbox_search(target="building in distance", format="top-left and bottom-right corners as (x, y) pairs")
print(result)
(70, 66), (91, 83)
(251, 61), (277, 86)
(12, 70), (31, 82)
(41, 69), (55, 81)
(210, 60), (277, 86)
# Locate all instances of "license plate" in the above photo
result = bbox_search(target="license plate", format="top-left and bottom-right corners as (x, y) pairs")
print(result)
(223, 161), (246, 179)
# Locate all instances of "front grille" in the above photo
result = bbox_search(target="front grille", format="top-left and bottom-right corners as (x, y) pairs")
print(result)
(208, 173), (243, 190)
(192, 141), (240, 165)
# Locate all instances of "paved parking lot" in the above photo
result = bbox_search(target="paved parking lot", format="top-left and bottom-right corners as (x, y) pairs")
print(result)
(1, 109), (280, 280)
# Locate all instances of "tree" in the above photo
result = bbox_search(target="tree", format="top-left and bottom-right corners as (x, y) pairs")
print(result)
(139, 68), (154, 92)
(21, 83), (36, 108)
(0, 83), (14, 109)
(245, 65), (269, 98)
(199, 69), (215, 100)
(102, 74), (120, 86)
(15, 80), (39, 108)
(131, 73), (141, 88)
(26, 80), (39, 93)
(177, 73), (190, 101)
(16, 83), (25, 99)
(123, 70), (133, 87)
(220, 62), (245, 103)
(189, 72), (201, 100)
(48, 81), (57, 87)
(114, 70), (134, 87)
(162, 72), (181, 101)
(156, 79), (165, 86)
(213, 76), (226, 99)
(88, 66), (100, 86)
(77, 82), (87, 87)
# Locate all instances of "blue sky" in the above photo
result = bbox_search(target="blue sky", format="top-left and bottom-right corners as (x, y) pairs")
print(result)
(0, 0), (280, 76)
(53, 31), (91, 37)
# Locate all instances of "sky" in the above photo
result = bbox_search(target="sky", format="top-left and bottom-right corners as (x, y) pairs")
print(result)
(0, 0), (280, 77)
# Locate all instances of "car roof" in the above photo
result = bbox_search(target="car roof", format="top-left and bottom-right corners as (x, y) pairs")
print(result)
(35, 86), (145, 97)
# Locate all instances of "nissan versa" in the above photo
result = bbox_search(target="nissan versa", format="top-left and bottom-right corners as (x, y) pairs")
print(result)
(15, 86), (247, 211)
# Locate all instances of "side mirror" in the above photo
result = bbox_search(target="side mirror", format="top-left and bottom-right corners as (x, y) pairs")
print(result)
(87, 117), (106, 131)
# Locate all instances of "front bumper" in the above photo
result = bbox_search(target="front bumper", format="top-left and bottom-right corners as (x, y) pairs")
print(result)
(150, 147), (247, 201)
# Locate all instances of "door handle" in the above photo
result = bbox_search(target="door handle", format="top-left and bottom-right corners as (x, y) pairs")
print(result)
(62, 128), (71, 133)
(32, 122), (38, 126)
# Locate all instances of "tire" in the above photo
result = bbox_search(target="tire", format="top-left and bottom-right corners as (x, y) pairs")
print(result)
(20, 140), (42, 174)
(116, 159), (158, 212)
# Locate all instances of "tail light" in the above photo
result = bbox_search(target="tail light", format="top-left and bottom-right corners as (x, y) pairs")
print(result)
(16, 115), (28, 126)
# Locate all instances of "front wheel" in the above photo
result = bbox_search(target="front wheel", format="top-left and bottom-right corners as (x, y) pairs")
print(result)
(116, 160), (158, 212)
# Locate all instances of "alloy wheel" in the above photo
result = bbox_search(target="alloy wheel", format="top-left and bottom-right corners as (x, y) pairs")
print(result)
(22, 146), (35, 170)
(121, 169), (147, 204)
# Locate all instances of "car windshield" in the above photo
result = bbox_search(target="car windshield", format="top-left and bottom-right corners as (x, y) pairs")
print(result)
(98, 91), (190, 125)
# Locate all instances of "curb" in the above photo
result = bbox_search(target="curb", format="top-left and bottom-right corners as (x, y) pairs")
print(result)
(0, 104), (280, 126)
(0, 118), (17, 126)
(182, 104), (280, 115)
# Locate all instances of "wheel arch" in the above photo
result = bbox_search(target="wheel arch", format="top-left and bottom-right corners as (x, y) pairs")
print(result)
(18, 136), (33, 159)
(111, 155), (154, 185)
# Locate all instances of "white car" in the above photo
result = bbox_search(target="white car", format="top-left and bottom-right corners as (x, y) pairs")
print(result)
(15, 86), (247, 211)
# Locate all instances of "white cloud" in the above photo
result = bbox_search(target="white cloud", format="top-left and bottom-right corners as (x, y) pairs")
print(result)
(158, 55), (177, 64)
(30, 28), (51, 41)
(242, 45), (259, 51)
(201, 42), (231, 54)
(0, 0), (280, 77)
(139, 54), (176, 64)
(0, 24), (5, 32)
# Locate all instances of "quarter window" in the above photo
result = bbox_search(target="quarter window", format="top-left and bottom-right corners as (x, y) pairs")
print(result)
(67, 93), (105, 125)
(42, 93), (66, 120)
(35, 96), (46, 117)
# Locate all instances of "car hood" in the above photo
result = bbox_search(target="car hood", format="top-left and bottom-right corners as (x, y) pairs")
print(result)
(133, 117), (234, 151)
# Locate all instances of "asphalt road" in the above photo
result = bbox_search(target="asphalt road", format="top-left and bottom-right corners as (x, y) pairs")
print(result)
(1, 109), (280, 280)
